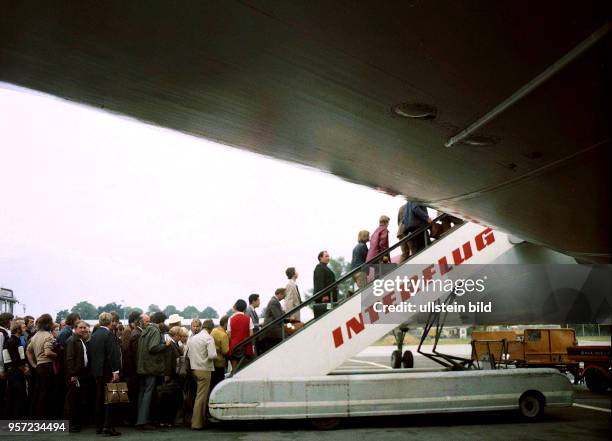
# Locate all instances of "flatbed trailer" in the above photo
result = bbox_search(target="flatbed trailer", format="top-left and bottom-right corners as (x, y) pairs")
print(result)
(209, 368), (573, 427)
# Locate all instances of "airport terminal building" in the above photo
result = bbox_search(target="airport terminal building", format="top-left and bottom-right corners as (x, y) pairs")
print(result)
(0, 287), (17, 314)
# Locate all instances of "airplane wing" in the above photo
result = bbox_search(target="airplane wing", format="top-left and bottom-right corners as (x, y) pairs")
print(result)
(1, 1), (609, 261)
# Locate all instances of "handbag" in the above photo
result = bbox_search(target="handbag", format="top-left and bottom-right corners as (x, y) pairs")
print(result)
(104, 382), (129, 404)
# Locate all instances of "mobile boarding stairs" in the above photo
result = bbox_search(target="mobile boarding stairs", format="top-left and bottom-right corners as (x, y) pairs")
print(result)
(209, 215), (573, 423)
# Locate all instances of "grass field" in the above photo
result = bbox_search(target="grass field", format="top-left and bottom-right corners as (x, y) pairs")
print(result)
(578, 336), (611, 342)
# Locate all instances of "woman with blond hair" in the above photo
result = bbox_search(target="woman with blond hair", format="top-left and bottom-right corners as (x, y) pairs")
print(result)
(351, 230), (370, 289)
(177, 326), (189, 350)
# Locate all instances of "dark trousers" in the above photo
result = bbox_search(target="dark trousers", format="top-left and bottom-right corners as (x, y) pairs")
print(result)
(6, 369), (28, 419)
(32, 363), (54, 419)
(313, 303), (329, 319)
(64, 380), (83, 428)
(94, 376), (115, 431)
(158, 381), (182, 425)
(258, 337), (282, 355)
(183, 373), (196, 424)
(54, 370), (66, 418)
(125, 375), (140, 425)
(407, 228), (429, 255)
(0, 377), (6, 419)
(136, 375), (159, 426)
(80, 376), (96, 425)
(210, 366), (225, 393)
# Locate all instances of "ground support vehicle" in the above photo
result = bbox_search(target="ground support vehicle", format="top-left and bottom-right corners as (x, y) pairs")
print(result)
(471, 329), (581, 379)
(567, 345), (611, 393)
(209, 368), (573, 426)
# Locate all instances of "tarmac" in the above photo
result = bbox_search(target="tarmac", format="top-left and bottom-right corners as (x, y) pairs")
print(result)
(17, 344), (611, 441)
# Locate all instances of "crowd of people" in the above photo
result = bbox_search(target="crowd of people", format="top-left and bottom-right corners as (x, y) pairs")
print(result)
(0, 265), (310, 435)
(0, 309), (237, 434)
(0, 200), (451, 434)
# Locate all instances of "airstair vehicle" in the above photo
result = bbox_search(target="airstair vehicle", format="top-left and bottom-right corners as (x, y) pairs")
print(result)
(209, 216), (574, 425)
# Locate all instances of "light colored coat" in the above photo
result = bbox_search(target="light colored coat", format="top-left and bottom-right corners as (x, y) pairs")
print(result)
(283, 279), (302, 322)
(187, 329), (217, 371)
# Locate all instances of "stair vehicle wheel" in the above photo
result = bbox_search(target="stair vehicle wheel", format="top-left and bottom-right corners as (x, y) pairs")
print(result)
(402, 350), (414, 368)
(391, 350), (402, 369)
(585, 368), (608, 393)
(518, 392), (544, 420)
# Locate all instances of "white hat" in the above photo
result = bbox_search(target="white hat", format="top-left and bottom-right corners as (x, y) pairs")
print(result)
(167, 313), (184, 324)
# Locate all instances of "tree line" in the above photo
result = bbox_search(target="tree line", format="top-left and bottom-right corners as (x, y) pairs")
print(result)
(55, 257), (351, 323)
(55, 302), (219, 323)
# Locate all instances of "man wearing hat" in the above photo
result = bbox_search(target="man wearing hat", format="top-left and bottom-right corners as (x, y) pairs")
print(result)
(167, 314), (183, 328)
(166, 314), (184, 343)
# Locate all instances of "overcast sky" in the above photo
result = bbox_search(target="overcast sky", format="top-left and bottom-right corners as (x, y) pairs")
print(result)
(0, 83), (406, 319)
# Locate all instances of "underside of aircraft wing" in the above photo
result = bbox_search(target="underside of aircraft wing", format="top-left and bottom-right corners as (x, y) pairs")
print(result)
(1, 1), (610, 261)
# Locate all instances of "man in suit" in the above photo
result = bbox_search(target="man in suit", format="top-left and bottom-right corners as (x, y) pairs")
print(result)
(89, 312), (121, 436)
(283, 267), (302, 322)
(313, 250), (338, 319)
(245, 294), (260, 333)
(63, 320), (90, 432)
(55, 312), (81, 420)
(403, 201), (432, 254)
(260, 288), (286, 354)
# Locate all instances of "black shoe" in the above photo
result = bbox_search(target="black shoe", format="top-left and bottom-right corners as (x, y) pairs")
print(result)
(103, 428), (121, 436)
(96, 429), (103, 435)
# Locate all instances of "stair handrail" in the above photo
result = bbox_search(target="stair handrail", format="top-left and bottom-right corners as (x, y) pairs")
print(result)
(230, 212), (461, 372)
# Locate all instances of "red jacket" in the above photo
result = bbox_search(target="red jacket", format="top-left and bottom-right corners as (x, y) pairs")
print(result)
(229, 313), (253, 356)
(366, 224), (389, 261)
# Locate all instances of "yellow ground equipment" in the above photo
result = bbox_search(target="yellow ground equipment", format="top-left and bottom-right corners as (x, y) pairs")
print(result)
(471, 329), (580, 378)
